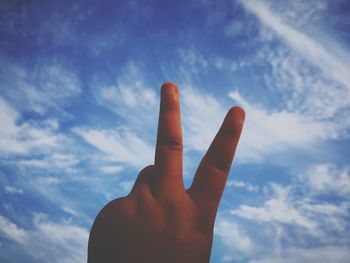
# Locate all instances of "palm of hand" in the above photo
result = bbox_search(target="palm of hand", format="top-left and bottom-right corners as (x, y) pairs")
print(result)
(88, 83), (245, 263)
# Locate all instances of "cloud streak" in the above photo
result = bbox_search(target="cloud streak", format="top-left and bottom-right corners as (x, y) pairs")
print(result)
(227, 163), (350, 260)
(0, 214), (89, 263)
(241, 0), (350, 91)
(75, 128), (153, 169)
(0, 97), (65, 156)
(231, 184), (318, 231)
(0, 60), (81, 114)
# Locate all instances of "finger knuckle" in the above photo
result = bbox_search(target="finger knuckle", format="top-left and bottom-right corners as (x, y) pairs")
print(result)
(158, 137), (183, 151)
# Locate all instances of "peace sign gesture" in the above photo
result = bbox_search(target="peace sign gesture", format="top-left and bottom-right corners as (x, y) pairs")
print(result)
(88, 82), (245, 263)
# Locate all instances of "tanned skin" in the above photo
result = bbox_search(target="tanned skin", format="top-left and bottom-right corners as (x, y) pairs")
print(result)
(88, 82), (245, 263)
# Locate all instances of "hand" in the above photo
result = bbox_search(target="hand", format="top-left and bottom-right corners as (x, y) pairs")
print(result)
(88, 82), (245, 263)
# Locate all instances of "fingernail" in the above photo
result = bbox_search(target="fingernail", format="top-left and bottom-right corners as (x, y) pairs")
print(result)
(161, 82), (178, 98)
(229, 106), (245, 124)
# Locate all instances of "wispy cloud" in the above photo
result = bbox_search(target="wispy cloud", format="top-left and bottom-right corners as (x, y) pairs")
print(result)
(97, 62), (158, 132)
(177, 48), (208, 74)
(251, 246), (350, 263)
(240, 0), (350, 91)
(75, 128), (153, 169)
(181, 86), (226, 152)
(4, 186), (24, 195)
(235, 0), (350, 135)
(226, 180), (259, 193)
(300, 164), (350, 196)
(99, 165), (124, 174)
(0, 215), (29, 244)
(226, 163), (350, 260)
(215, 217), (254, 253)
(19, 154), (79, 174)
(0, 214), (88, 263)
(93, 61), (343, 165)
(231, 177), (350, 236)
(259, 46), (350, 121)
(31, 214), (89, 263)
(229, 90), (340, 162)
(0, 60), (81, 114)
(0, 97), (66, 156)
(231, 184), (318, 231)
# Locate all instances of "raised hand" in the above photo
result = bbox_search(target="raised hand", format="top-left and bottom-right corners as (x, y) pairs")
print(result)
(88, 82), (245, 263)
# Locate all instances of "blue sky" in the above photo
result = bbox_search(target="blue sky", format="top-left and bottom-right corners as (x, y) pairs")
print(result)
(1, 0), (350, 262)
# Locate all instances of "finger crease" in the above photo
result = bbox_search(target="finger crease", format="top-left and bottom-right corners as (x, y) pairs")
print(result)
(204, 155), (232, 174)
(157, 137), (183, 151)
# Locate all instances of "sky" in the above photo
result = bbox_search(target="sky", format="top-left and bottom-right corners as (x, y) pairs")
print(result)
(0, 0), (350, 262)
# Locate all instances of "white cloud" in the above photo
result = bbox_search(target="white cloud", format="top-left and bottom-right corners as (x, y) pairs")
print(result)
(35, 176), (61, 186)
(181, 86), (226, 152)
(240, 0), (350, 92)
(0, 97), (65, 156)
(251, 246), (350, 263)
(0, 96), (19, 136)
(237, 0), (350, 131)
(226, 180), (259, 192)
(100, 82), (157, 114)
(87, 25), (126, 57)
(75, 127), (153, 169)
(262, 1), (328, 29)
(215, 217), (254, 254)
(1, 60), (81, 114)
(300, 201), (349, 233)
(98, 62), (158, 132)
(0, 214), (89, 263)
(99, 165), (124, 174)
(0, 97), (83, 224)
(0, 215), (29, 244)
(229, 90), (340, 162)
(223, 20), (245, 37)
(228, 163), (350, 258)
(260, 47), (350, 120)
(61, 206), (79, 217)
(231, 184), (317, 231)
(301, 164), (350, 196)
(31, 214), (88, 263)
(177, 48), (208, 74)
(82, 63), (160, 170)
(19, 154), (79, 174)
(4, 186), (24, 195)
